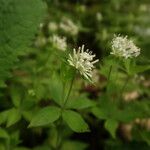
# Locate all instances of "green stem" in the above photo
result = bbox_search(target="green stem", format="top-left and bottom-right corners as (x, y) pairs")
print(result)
(55, 117), (63, 150)
(106, 65), (113, 94)
(108, 65), (113, 82)
(63, 74), (76, 108)
(119, 76), (130, 101)
(5, 138), (10, 150)
(62, 82), (66, 103)
(55, 72), (76, 149)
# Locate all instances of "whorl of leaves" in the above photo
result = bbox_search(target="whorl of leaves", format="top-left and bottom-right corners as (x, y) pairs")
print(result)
(0, 0), (46, 84)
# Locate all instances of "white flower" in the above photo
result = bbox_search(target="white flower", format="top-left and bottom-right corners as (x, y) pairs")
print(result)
(48, 22), (58, 32)
(50, 35), (67, 51)
(68, 45), (99, 82)
(39, 23), (44, 29)
(60, 17), (78, 36)
(96, 12), (103, 21)
(111, 35), (140, 59)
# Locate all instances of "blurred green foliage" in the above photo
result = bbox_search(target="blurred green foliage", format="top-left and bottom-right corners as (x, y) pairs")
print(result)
(0, 0), (150, 150)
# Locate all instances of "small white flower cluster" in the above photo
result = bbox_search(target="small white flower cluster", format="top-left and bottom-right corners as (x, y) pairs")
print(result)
(134, 26), (150, 37)
(60, 17), (78, 36)
(50, 35), (67, 51)
(68, 45), (99, 82)
(111, 35), (140, 59)
(96, 12), (103, 22)
(47, 17), (78, 37)
(48, 22), (58, 32)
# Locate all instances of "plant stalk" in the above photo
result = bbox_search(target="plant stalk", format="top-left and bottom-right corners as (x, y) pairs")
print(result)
(119, 76), (130, 101)
(55, 72), (76, 149)
(106, 65), (113, 94)
(63, 76), (75, 108)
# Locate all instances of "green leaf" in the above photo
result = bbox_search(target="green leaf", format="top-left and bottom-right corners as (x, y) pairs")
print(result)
(0, 110), (9, 125)
(49, 76), (63, 106)
(7, 108), (22, 127)
(92, 101), (147, 123)
(92, 107), (108, 120)
(14, 147), (30, 150)
(67, 96), (96, 109)
(100, 56), (120, 78)
(140, 130), (150, 145)
(10, 131), (20, 146)
(104, 119), (118, 138)
(0, 0), (45, 82)
(29, 106), (61, 127)
(10, 86), (23, 107)
(62, 141), (88, 150)
(62, 110), (89, 133)
(33, 146), (50, 150)
(130, 64), (150, 75)
(116, 101), (150, 122)
(0, 144), (5, 150)
(0, 128), (9, 139)
(124, 59), (150, 75)
(22, 110), (35, 122)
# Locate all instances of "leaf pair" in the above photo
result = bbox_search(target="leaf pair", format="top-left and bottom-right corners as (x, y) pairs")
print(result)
(29, 106), (89, 133)
(0, 108), (21, 127)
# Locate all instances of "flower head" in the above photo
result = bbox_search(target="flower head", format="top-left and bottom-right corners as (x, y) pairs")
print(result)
(60, 17), (78, 36)
(50, 35), (67, 51)
(96, 12), (103, 22)
(48, 22), (58, 32)
(68, 45), (99, 82)
(111, 35), (140, 59)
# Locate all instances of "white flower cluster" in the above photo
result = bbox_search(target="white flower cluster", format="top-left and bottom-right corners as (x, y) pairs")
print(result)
(50, 35), (67, 51)
(111, 35), (140, 59)
(68, 45), (99, 82)
(47, 17), (78, 37)
(48, 22), (58, 32)
(96, 12), (103, 22)
(60, 17), (78, 36)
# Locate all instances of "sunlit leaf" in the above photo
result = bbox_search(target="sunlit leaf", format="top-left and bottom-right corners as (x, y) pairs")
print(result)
(62, 110), (89, 133)
(105, 119), (118, 138)
(29, 106), (61, 127)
